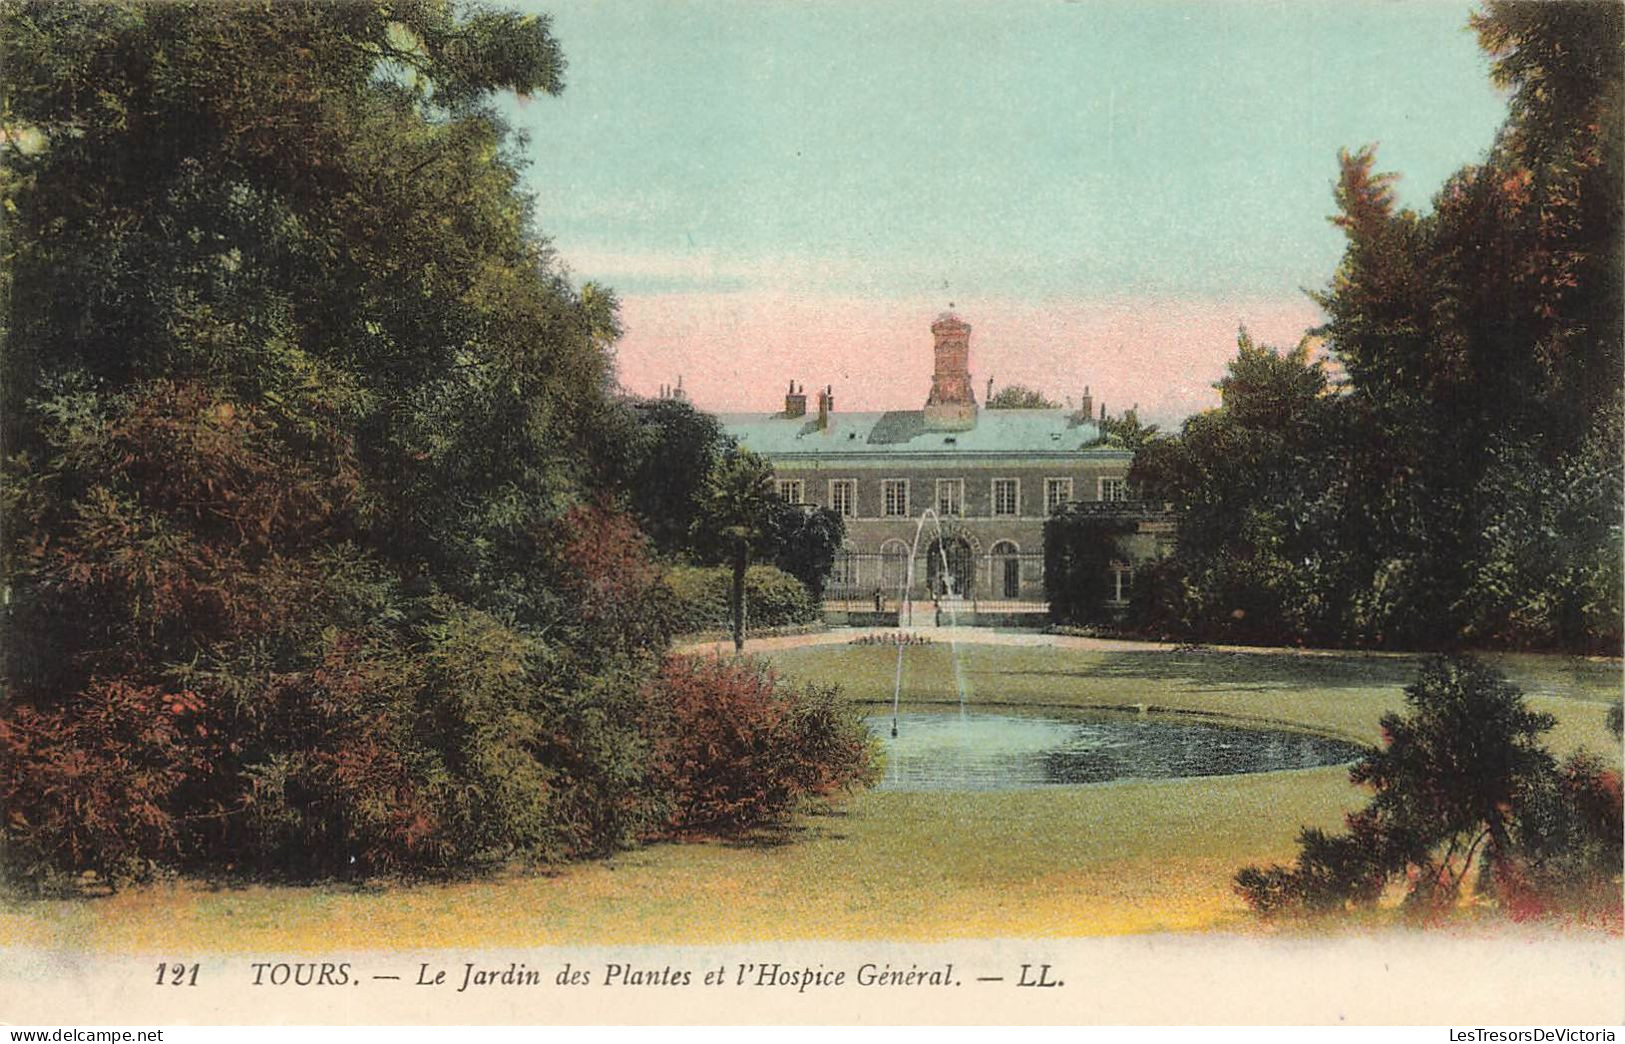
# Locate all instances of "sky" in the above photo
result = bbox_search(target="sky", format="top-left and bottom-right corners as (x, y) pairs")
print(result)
(501, 1), (1511, 425)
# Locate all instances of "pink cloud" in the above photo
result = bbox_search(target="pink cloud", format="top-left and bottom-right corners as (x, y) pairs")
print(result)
(613, 290), (1324, 427)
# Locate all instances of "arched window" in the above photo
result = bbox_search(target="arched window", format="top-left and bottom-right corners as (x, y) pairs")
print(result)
(990, 540), (1021, 599)
(927, 537), (974, 599)
(879, 539), (910, 591)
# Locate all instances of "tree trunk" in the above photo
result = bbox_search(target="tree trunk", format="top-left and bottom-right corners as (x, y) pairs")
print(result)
(731, 544), (748, 653)
(1484, 806), (1514, 878)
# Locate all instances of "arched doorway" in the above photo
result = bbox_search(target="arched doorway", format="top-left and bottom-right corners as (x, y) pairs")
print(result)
(879, 539), (910, 594)
(926, 536), (974, 599)
(990, 540), (1021, 599)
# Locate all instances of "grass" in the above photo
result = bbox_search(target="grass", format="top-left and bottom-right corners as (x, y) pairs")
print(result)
(763, 641), (1621, 755)
(3, 639), (1617, 953)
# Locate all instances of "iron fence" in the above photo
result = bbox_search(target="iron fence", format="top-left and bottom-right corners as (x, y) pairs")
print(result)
(822, 549), (1048, 610)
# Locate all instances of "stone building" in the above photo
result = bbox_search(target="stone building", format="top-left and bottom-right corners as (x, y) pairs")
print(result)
(719, 312), (1171, 613)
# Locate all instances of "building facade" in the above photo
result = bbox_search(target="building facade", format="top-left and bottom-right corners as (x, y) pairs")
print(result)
(720, 312), (1169, 609)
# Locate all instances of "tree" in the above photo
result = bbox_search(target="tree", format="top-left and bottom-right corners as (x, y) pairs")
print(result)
(0, 1), (664, 883)
(1094, 409), (1160, 452)
(0, 2), (880, 888)
(766, 501), (845, 601)
(985, 384), (1059, 409)
(691, 449), (778, 652)
(1044, 509), (1138, 626)
(1127, 3), (1622, 653)
(619, 397), (732, 556)
(1309, 2), (1623, 651)
(1124, 331), (1345, 645)
(1236, 656), (1620, 918)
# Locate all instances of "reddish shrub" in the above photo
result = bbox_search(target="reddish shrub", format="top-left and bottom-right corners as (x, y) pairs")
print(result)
(0, 680), (212, 887)
(548, 502), (676, 663)
(644, 655), (875, 835)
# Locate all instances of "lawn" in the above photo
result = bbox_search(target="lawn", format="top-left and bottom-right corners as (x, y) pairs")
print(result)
(3, 637), (1617, 953)
(762, 639), (1622, 754)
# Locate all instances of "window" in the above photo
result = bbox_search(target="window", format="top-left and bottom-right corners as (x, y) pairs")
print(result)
(828, 479), (856, 518)
(776, 479), (804, 504)
(1109, 563), (1134, 604)
(992, 478), (1019, 517)
(1045, 477), (1074, 514)
(991, 540), (1021, 599)
(1099, 477), (1128, 502)
(935, 478), (963, 517)
(882, 479), (909, 518)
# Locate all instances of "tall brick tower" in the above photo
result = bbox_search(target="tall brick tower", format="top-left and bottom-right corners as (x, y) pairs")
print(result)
(923, 310), (978, 431)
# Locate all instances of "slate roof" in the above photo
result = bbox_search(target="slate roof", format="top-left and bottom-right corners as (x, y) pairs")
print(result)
(718, 408), (1126, 459)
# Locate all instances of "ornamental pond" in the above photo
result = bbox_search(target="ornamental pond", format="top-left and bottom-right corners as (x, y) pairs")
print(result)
(868, 708), (1366, 791)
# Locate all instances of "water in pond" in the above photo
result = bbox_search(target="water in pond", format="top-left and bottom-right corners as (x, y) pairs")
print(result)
(869, 710), (1365, 791)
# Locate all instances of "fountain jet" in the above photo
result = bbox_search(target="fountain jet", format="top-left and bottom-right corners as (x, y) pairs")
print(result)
(888, 508), (970, 738)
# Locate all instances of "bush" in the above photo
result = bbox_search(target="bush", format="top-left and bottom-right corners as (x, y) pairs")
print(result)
(1, 593), (667, 888)
(1236, 656), (1622, 920)
(667, 564), (819, 633)
(643, 655), (877, 834)
(1, 680), (203, 889)
(1505, 751), (1624, 916)
(0, 389), (672, 886)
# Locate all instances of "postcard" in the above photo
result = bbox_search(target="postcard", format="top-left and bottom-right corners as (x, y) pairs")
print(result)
(1, 0), (1620, 1029)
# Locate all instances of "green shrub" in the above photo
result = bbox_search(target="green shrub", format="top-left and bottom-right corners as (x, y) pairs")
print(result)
(1236, 656), (1622, 920)
(667, 564), (819, 632)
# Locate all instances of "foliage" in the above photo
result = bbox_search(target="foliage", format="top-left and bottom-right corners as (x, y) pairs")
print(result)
(667, 564), (820, 633)
(618, 398), (842, 601)
(1507, 750), (1625, 914)
(1092, 409), (1160, 452)
(643, 656), (876, 835)
(765, 502), (845, 600)
(985, 384), (1058, 409)
(542, 502), (679, 668)
(1121, 556), (1196, 639)
(617, 398), (732, 557)
(1127, 332), (1346, 645)
(3, 1), (862, 888)
(688, 448), (779, 651)
(1, 679), (206, 887)
(1129, 4), (1622, 653)
(1236, 657), (1621, 919)
(1043, 510), (1137, 625)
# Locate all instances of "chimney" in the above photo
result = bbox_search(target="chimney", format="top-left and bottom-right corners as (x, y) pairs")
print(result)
(784, 380), (807, 418)
(1079, 385), (1093, 420)
(816, 385), (833, 432)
